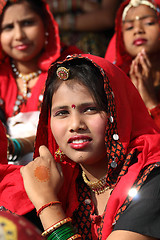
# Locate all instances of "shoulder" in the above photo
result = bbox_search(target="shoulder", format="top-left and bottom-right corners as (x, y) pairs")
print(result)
(113, 167), (160, 239)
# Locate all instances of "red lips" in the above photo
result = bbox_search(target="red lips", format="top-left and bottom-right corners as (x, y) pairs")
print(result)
(133, 38), (147, 46)
(68, 135), (92, 150)
(14, 44), (29, 51)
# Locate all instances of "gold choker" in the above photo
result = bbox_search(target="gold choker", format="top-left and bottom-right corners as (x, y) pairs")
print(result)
(82, 171), (110, 195)
(11, 63), (42, 97)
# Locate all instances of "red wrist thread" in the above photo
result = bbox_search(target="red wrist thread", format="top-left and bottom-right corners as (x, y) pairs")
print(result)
(36, 201), (61, 217)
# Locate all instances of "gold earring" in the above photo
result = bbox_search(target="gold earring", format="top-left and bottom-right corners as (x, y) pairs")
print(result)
(55, 147), (65, 162)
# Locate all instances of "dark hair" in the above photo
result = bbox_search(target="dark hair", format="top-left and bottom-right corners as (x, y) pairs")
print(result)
(0, 0), (49, 29)
(44, 58), (108, 116)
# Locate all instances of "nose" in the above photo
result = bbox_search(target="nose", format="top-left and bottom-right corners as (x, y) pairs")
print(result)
(133, 20), (145, 35)
(14, 24), (25, 40)
(69, 113), (87, 133)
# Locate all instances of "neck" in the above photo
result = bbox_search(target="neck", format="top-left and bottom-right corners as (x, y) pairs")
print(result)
(11, 57), (40, 74)
(80, 157), (108, 182)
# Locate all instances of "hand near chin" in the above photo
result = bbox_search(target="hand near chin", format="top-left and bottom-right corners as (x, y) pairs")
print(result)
(20, 145), (64, 210)
(129, 49), (158, 109)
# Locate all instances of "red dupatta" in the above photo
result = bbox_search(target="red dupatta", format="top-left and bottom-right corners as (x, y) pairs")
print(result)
(34, 54), (160, 239)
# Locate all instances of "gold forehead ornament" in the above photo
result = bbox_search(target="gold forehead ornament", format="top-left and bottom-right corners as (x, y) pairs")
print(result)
(56, 66), (70, 80)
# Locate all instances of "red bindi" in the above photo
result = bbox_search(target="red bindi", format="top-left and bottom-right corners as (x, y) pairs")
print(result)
(72, 104), (76, 109)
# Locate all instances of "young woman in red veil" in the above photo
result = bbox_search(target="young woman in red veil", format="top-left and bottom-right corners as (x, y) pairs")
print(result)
(105, 0), (160, 129)
(16, 53), (160, 240)
(0, 0), (82, 165)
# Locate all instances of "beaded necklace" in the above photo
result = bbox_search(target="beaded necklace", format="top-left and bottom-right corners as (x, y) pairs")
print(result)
(11, 63), (42, 97)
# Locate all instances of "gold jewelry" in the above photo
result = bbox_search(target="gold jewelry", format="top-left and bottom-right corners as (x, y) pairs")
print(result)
(56, 66), (69, 80)
(68, 234), (82, 240)
(55, 147), (65, 162)
(42, 217), (72, 237)
(11, 63), (42, 97)
(82, 171), (110, 195)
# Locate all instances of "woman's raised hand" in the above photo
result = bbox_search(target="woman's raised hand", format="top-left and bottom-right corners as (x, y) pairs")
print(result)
(20, 145), (64, 210)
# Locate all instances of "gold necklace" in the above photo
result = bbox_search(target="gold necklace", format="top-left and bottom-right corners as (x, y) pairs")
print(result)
(82, 171), (110, 195)
(11, 63), (42, 97)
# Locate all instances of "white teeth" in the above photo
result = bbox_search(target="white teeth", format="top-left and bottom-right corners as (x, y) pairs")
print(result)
(72, 139), (87, 143)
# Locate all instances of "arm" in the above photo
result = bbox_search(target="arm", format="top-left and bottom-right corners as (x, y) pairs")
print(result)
(7, 135), (35, 161)
(20, 145), (66, 229)
(53, 0), (120, 32)
(74, 0), (120, 31)
(20, 145), (81, 240)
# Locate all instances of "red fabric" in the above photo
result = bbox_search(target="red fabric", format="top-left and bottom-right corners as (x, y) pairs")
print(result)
(0, 120), (7, 164)
(0, 211), (42, 239)
(0, 0), (82, 118)
(149, 103), (160, 128)
(0, 164), (34, 214)
(34, 54), (160, 239)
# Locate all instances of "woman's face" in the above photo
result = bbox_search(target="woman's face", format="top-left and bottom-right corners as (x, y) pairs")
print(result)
(0, 1), (45, 62)
(50, 81), (108, 167)
(122, 5), (160, 57)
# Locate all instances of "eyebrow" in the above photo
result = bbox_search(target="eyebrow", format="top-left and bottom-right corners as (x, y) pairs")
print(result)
(1, 16), (36, 27)
(123, 14), (157, 23)
(52, 102), (96, 112)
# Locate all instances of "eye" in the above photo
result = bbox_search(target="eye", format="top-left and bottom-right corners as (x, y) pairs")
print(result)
(84, 106), (98, 114)
(123, 23), (134, 31)
(1, 23), (13, 31)
(123, 21), (134, 31)
(144, 19), (156, 26)
(53, 110), (69, 117)
(22, 19), (35, 27)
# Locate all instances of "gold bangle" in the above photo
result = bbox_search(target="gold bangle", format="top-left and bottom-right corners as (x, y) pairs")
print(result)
(42, 217), (72, 237)
(67, 234), (82, 240)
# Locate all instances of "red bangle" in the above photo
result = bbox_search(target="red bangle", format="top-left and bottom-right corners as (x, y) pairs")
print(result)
(36, 201), (61, 217)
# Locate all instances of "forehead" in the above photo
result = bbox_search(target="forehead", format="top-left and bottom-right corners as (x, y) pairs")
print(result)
(52, 81), (94, 104)
(125, 4), (157, 20)
(1, 2), (35, 23)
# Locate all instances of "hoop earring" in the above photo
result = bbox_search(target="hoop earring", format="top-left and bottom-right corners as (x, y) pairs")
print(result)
(55, 147), (65, 162)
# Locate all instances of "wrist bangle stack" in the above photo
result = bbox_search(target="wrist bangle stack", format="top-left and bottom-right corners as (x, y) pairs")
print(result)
(37, 201), (61, 217)
(47, 222), (75, 240)
(42, 217), (72, 237)
(42, 217), (81, 239)
(7, 136), (22, 161)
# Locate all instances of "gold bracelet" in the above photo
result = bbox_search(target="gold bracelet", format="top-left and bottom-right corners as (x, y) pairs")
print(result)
(42, 217), (72, 237)
(67, 234), (82, 240)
